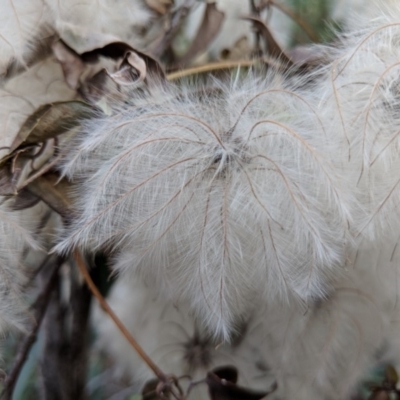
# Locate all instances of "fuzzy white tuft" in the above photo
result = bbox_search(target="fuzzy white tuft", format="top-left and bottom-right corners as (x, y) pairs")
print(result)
(56, 72), (352, 338)
(94, 278), (274, 399)
(313, 1), (400, 241)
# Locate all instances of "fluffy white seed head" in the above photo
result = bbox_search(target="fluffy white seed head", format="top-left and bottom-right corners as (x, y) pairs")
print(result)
(57, 72), (352, 338)
(94, 278), (274, 398)
(314, 1), (400, 241)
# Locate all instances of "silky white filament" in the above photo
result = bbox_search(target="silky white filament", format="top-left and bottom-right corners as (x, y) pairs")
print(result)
(56, 72), (352, 338)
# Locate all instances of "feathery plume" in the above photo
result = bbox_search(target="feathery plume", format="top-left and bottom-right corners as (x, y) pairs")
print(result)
(56, 71), (352, 338)
(94, 278), (275, 399)
(314, 0), (400, 240)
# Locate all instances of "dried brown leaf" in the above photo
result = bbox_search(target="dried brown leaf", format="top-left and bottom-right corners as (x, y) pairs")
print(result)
(0, 58), (76, 161)
(10, 101), (94, 152)
(107, 51), (147, 86)
(81, 42), (166, 82)
(177, 2), (225, 67)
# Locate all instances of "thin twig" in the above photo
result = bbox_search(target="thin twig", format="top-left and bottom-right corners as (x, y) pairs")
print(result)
(73, 251), (174, 387)
(1, 256), (63, 400)
(167, 60), (255, 80)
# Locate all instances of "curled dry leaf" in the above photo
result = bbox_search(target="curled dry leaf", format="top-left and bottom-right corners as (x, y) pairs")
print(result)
(10, 101), (94, 152)
(107, 51), (147, 86)
(0, 58), (76, 161)
(0, 100), (93, 197)
(56, 39), (166, 86)
(80, 42), (166, 82)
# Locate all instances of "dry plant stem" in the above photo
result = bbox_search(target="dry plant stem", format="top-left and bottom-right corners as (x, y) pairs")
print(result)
(73, 250), (179, 397)
(167, 60), (255, 80)
(1, 256), (63, 400)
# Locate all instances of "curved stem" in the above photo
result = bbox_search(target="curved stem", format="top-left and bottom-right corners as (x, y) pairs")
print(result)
(73, 250), (166, 381)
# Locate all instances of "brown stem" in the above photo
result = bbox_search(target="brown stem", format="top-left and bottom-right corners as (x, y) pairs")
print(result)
(73, 250), (167, 382)
(1, 256), (63, 400)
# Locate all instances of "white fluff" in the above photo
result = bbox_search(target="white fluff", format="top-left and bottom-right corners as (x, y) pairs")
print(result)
(254, 4), (400, 398)
(0, 200), (44, 336)
(258, 237), (399, 400)
(94, 278), (274, 399)
(56, 3), (400, 398)
(56, 72), (352, 338)
(313, 1), (400, 241)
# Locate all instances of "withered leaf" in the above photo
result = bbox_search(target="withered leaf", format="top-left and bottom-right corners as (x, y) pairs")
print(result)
(206, 365), (274, 400)
(177, 2), (225, 67)
(82, 42), (165, 79)
(108, 52), (147, 86)
(242, 15), (293, 66)
(10, 101), (94, 152)
(146, 0), (174, 15)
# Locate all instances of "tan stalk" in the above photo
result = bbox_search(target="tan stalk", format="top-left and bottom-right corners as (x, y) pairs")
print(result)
(74, 250), (172, 385)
